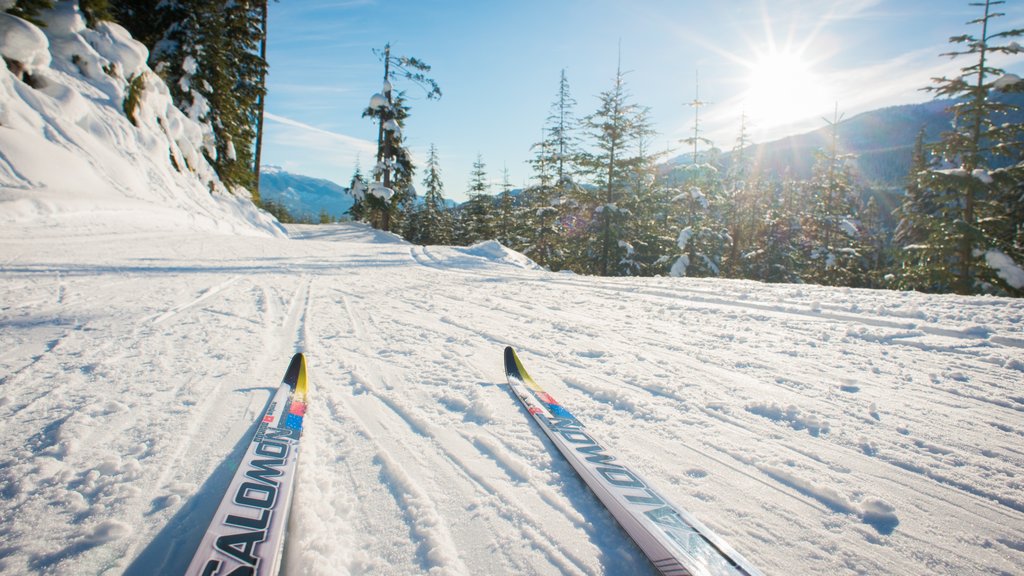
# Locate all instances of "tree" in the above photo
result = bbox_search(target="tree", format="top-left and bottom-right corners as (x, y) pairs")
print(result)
(123, 0), (266, 193)
(579, 57), (650, 276)
(802, 106), (862, 286)
(667, 78), (727, 279)
(251, 0), (271, 197)
(417, 144), (452, 244)
(362, 43), (440, 232)
(905, 0), (1024, 294)
(495, 166), (518, 247)
(618, 107), (669, 276)
(455, 155), (493, 245)
(524, 70), (584, 270)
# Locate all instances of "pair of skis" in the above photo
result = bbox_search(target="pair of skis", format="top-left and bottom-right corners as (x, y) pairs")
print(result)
(187, 349), (760, 576)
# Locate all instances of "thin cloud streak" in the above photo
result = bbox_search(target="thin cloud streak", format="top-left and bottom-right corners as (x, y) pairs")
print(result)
(262, 113), (377, 183)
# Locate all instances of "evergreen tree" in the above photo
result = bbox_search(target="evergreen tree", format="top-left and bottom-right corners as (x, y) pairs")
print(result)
(456, 155), (493, 245)
(666, 80), (727, 279)
(742, 173), (804, 283)
(579, 57), (650, 276)
(77, 0), (111, 26)
(802, 106), (862, 286)
(618, 108), (669, 276)
(721, 112), (763, 278)
(904, 0), (1024, 294)
(495, 166), (518, 247)
(418, 143), (452, 245)
(127, 0), (266, 193)
(362, 43), (440, 232)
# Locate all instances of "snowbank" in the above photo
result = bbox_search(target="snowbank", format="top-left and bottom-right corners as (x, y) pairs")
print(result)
(0, 6), (283, 238)
(456, 240), (542, 270)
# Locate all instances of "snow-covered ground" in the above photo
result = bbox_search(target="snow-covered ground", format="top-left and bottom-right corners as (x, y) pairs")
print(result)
(2, 5), (1023, 575)
(1, 221), (1023, 575)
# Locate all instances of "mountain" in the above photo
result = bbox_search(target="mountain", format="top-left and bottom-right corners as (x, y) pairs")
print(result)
(665, 93), (1024, 189)
(259, 166), (354, 221)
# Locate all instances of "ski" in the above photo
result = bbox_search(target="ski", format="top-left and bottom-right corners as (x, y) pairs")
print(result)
(503, 346), (761, 576)
(186, 352), (309, 576)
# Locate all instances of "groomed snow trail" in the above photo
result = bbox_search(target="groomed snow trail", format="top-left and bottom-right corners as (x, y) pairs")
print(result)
(1, 222), (1022, 575)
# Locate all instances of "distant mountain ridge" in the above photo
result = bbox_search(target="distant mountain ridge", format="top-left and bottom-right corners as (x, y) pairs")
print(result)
(259, 166), (353, 220)
(666, 93), (1024, 189)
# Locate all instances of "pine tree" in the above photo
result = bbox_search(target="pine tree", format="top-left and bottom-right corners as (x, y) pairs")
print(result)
(907, 0), (1024, 294)
(362, 43), (440, 232)
(495, 166), (518, 247)
(721, 112), (763, 278)
(579, 56), (650, 276)
(456, 155), (493, 245)
(742, 172), (804, 283)
(667, 78), (727, 279)
(618, 107), (669, 276)
(802, 106), (862, 286)
(78, 0), (112, 26)
(129, 1), (266, 193)
(418, 143), (451, 245)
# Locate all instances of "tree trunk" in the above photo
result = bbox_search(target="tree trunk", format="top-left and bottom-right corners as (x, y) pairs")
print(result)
(252, 0), (269, 202)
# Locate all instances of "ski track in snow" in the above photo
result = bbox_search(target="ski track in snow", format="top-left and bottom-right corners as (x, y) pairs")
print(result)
(1, 222), (1023, 575)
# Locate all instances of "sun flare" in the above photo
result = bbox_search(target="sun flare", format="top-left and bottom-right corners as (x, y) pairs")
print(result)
(743, 49), (830, 130)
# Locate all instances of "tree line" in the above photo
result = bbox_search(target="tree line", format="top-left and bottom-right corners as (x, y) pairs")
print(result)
(351, 1), (1022, 297)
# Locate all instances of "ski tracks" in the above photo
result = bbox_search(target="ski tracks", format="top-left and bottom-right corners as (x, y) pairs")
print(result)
(298, 283), (633, 575)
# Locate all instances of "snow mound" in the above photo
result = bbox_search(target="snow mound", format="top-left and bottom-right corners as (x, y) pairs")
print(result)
(455, 240), (542, 270)
(0, 7), (282, 238)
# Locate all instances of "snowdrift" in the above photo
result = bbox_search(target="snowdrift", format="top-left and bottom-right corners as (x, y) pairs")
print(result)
(0, 5), (282, 237)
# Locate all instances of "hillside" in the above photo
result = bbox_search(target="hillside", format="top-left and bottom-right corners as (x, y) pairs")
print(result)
(260, 166), (354, 222)
(666, 94), (1024, 189)
(0, 6), (280, 237)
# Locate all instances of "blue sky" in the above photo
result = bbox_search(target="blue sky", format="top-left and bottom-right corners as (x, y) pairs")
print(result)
(260, 0), (1023, 201)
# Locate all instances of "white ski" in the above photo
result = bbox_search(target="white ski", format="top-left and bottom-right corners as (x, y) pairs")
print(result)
(504, 346), (761, 576)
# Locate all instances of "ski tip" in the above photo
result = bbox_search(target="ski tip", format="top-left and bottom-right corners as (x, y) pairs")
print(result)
(284, 352), (307, 398)
(503, 346), (518, 375)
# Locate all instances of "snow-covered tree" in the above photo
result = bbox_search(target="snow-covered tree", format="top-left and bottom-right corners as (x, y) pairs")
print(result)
(618, 108), (670, 276)
(115, 0), (266, 193)
(579, 59), (651, 276)
(361, 43), (440, 232)
(523, 70), (585, 271)
(900, 0), (1024, 295)
(416, 143), (452, 245)
(455, 155), (493, 245)
(802, 107), (862, 286)
(741, 175), (804, 283)
(495, 165), (518, 248)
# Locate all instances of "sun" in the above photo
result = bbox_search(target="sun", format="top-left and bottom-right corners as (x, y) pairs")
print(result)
(742, 48), (830, 131)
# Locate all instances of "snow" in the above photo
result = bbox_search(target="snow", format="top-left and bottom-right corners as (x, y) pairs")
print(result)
(0, 8), (281, 238)
(986, 249), (1024, 289)
(993, 73), (1022, 90)
(369, 92), (387, 110)
(840, 219), (859, 238)
(0, 13), (51, 74)
(2, 11), (1024, 576)
(3, 221), (1024, 575)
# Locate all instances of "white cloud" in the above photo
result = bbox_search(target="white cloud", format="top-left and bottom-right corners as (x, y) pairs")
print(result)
(262, 113), (377, 183)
